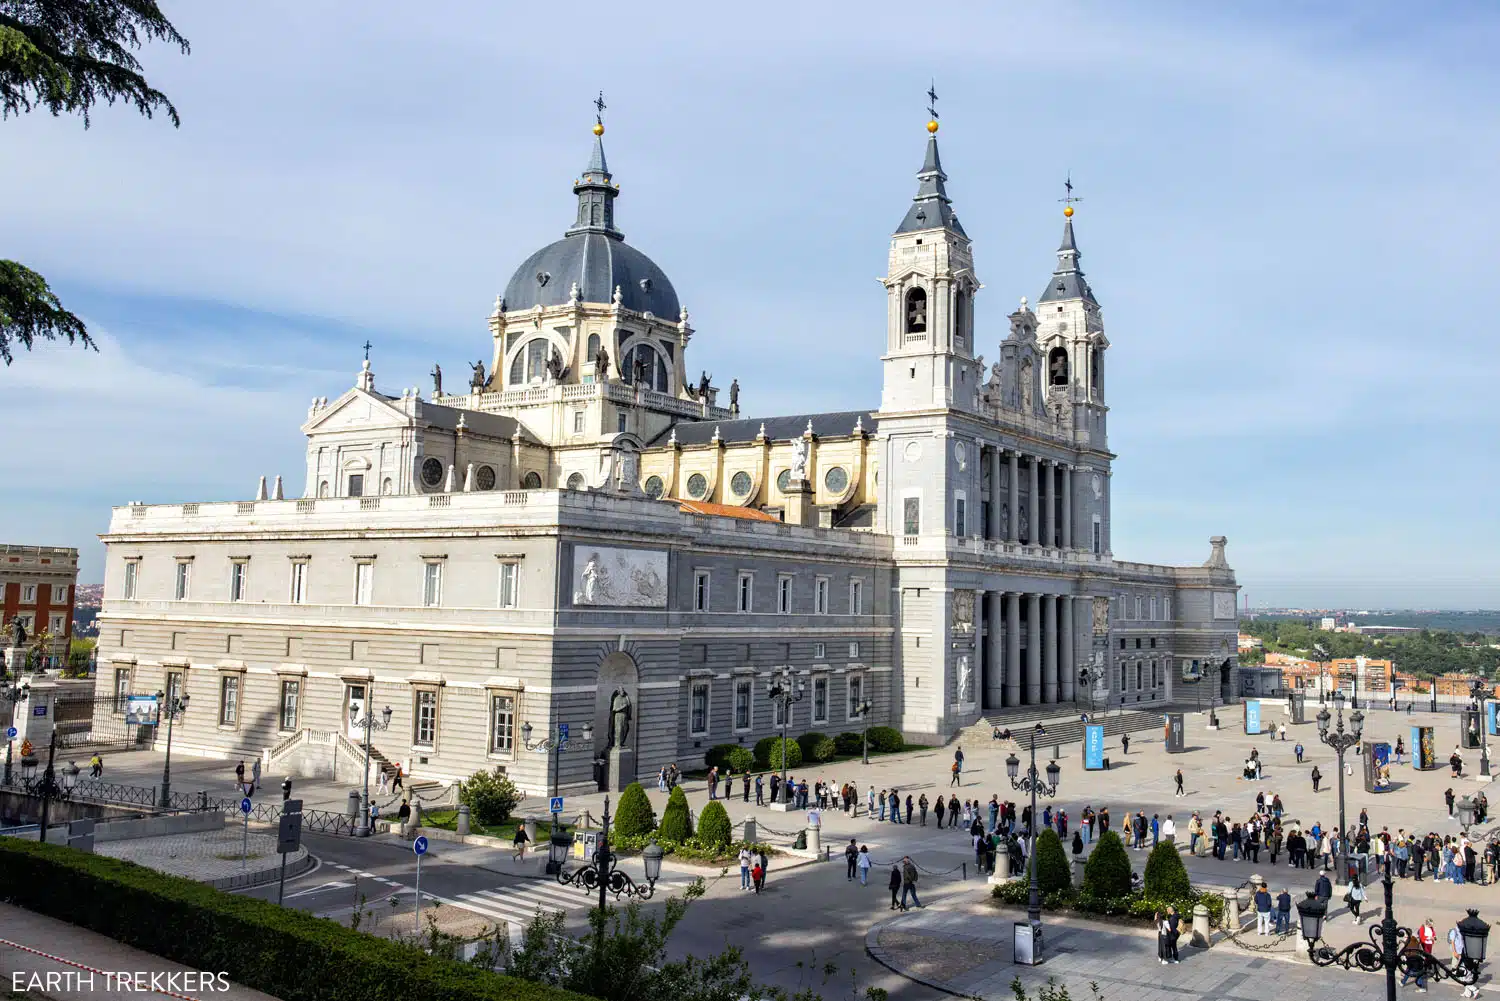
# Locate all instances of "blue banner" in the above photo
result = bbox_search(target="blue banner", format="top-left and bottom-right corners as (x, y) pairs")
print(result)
(1488, 701), (1498, 737)
(1412, 725), (1436, 770)
(1083, 724), (1105, 770)
(1244, 700), (1262, 735)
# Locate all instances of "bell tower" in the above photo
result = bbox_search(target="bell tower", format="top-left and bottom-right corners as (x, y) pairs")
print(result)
(1036, 185), (1109, 448)
(880, 98), (983, 415)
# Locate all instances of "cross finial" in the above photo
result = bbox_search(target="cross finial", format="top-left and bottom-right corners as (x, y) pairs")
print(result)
(926, 80), (939, 121)
(1059, 172), (1083, 208)
(362, 339), (372, 361)
(594, 90), (607, 125)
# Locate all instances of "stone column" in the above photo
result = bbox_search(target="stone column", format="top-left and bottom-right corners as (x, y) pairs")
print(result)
(1027, 458), (1039, 547)
(972, 589), (985, 708)
(987, 448), (1002, 539)
(1026, 593), (1042, 704)
(1061, 597), (1076, 701)
(1041, 460), (1054, 549)
(1042, 595), (1058, 703)
(1006, 592), (1021, 707)
(1007, 451), (1020, 543)
(986, 591), (1005, 710)
(1062, 465), (1073, 549)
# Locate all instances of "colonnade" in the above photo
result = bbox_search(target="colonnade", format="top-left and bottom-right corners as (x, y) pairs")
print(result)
(981, 446), (1075, 549)
(974, 590), (1083, 710)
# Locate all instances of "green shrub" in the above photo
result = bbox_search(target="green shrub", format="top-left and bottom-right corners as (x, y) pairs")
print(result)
(1143, 841), (1191, 900)
(766, 737), (802, 771)
(726, 746), (754, 773)
(865, 726), (903, 753)
(796, 731), (827, 761)
(613, 782), (655, 838)
(697, 801), (733, 849)
(457, 767), (522, 826)
(1081, 830), (1132, 898)
(752, 736), (780, 767)
(658, 785), (693, 842)
(1033, 829), (1071, 894)
(703, 744), (741, 772)
(811, 736), (837, 762)
(834, 731), (863, 756)
(0, 840), (591, 1001)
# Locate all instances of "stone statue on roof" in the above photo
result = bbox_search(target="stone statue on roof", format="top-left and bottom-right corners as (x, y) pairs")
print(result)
(469, 360), (486, 391)
(790, 436), (810, 481)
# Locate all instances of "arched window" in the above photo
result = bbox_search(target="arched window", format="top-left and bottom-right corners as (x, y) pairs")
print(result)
(1090, 347), (1102, 398)
(381, 477), (393, 495)
(621, 342), (669, 393)
(317, 480), (330, 498)
(510, 339), (551, 386)
(566, 472), (585, 491)
(521, 471), (542, 490)
(905, 287), (928, 334)
(1048, 347), (1070, 387)
(587, 333), (600, 362)
(955, 289), (970, 348)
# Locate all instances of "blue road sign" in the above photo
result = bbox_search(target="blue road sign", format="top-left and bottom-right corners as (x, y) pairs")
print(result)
(240, 797), (253, 814)
(550, 796), (564, 814)
(413, 835), (429, 856)
(558, 722), (569, 740)
(4, 727), (15, 740)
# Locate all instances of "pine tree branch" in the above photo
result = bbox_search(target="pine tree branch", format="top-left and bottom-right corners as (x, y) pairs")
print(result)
(0, 259), (92, 364)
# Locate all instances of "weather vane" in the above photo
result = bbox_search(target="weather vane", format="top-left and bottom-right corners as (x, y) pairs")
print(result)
(1060, 172), (1083, 208)
(594, 90), (607, 126)
(926, 80), (939, 121)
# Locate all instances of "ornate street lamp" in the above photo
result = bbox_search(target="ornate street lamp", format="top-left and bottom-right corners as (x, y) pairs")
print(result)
(1005, 722), (1060, 963)
(1471, 678), (1492, 778)
(765, 669), (805, 806)
(154, 689), (191, 806)
(350, 704), (393, 836)
(1456, 795), (1478, 835)
(522, 718), (594, 874)
(556, 793), (664, 914)
(1316, 692), (1363, 884)
(854, 700), (872, 765)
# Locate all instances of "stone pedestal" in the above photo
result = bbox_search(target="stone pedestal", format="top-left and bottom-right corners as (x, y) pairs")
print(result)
(783, 478), (814, 528)
(3, 647), (20, 674)
(607, 747), (636, 793)
(1191, 903), (1211, 947)
(806, 813), (821, 856)
(987, 849), (1012, 885)
(14, 680), (56, 752)
(742, 817), (757, 845)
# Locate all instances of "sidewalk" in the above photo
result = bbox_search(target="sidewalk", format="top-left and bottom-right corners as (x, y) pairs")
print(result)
(0, 904), (281, 1001)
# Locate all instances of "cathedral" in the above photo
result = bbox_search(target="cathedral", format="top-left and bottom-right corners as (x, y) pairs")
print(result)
(90, 106), (1240, 798)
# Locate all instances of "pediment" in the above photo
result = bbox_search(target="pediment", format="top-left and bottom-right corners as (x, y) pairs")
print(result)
(301, 389), (414, 435)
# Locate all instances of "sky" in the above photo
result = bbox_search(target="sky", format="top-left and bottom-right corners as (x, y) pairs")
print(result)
(2, 1), (1498, 608)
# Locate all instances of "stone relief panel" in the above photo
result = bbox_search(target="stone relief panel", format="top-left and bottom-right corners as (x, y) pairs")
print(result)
(572, 546), (668, 607)
(1092, 597), (1110, 635)
(1212, 591), (1236, 620)
(951, 590), (975, 633)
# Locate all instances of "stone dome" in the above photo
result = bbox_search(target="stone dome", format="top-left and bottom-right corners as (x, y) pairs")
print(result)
(503, 232), (679, 317)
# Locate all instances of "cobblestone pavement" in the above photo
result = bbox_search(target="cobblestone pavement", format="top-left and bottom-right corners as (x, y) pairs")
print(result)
(99, 829), (307, 883)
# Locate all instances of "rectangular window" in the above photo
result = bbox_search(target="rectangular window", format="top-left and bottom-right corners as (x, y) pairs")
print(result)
(348, 474), (364, 498)
(849, 579), (864, 616)
(21, 584), (35, 603)
(489, 693), (516, 753)
(229, 562), (247, 602)
(1135, 663), (1143, 690)
(289, 562), (307, 604)
(174, 562), (191, 601)
(423, 562), (443, 607)
(813, 676), (828, 723)
(573, 411), (585, 433)
(219, 675), (239, 726)
(617, 412), (627, 433)
(279, 680), (300, 730)
(690, 682), (709, 735)
(123, 561), (138, 599)
(1092, 519), (1102, 555)
(113, 669), (130, 712)
(498, 562), (519, 608)
(814, 577), (829, 615)
(903, 496), (921, 536)
(778, 575), (793, 614)
(52, 585), (67, 603)
(814, 641), (826, 659)
(1150, 595), (1158, 621)
(165, 670), (183, 709)
(49, 614), (63, 634)
(848, 674), (864, 719)
(354, 562), (374, 605)
(694, 571), (710, 612)
(1163, 596), (1171, 620)
(1151, 660), (1159, 689)
(734, 680), (752, 730)
(954, 496), (967, 537)
(414, 690), (438, 747)
(849, 641), (860, 659)
(737, 573), (753, 613)
(1134, 596), (1143, 620)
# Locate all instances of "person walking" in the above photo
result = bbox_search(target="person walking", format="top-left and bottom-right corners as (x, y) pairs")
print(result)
(1174, 769), (1184, 797)
(856, 845), (871, 885)
(1345, 873), (1367, 924)
(392, 764), (403, 792)
(845, 838), (859, 880)
(1121, 733), (1130, 755)
(1314, 870), (1334, 923)
(751, 858), (765, 894)
(511, 825), (529, 860)
(377, 766), (390, 796)
(396, 797), (411, 833)
(1295, 742), (1305, 764)
(888, 863), (903, 910)
(1254, 882), (1273, 935)
(900, 856), (923, 910)
(953, 745), (964, 786)
(88, 753), (103, 779)
(235, 760), (246, 788)
(739, 846), (753, 889)
(1311, 765), (1322, 792)
(1400, 924), (1431, 993)
(1394, 736), (1405, 765)
(251, 758), (262, 794)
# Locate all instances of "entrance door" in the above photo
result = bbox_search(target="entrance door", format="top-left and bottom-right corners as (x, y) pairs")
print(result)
(346, 684), (367, 739)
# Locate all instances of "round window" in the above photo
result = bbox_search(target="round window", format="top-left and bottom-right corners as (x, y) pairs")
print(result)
(730, 471), (752, 496)
(776, 469), (791, 493)
(421, 457), (443, 487)
(686, 473), (708, 499)
(475, 465), (496, 491)
(644, 475), (664, 499)
(566, 472), (585, 490)
(824, 466), (849, 493)
(522, 471), (542, 489)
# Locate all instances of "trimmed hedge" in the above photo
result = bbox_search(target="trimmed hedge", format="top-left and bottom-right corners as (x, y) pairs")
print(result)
(752, 736), (780, 767)
(834, 731), (864, 756)
(1082, 830), (1132, 898)
(796, 731), (830, 762)
(612, 782), (655, 838)
(1144, 841), (1191, 900)
(658, 785), (693, 842)
(725, 746), (754, 773)
(697, 801), (733, 849)
(0, 839), (594, 1001)
(703, 744), (741, 772)
(865, 726), (904, 753)
(766, 738), (802, 771)
(1033, 829), (1071, 894)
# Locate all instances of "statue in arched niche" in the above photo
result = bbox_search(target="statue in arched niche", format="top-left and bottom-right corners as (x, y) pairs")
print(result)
(1020, 357), (1035, 412)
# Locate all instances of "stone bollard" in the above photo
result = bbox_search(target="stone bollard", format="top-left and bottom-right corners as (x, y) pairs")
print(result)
(1191, 903), (1211, 948)
(988, 848), (1012, 885)
(347, 789), (361, 820)
(1224, 891), (1240, 935)
(743, 817), (757, 845)
(807, 813), (822, 856)
(524, 815), (537, 845)
(456, 804), (471, 836)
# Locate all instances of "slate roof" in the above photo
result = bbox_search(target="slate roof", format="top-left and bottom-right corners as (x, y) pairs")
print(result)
(1037, 217), (1099, 306)
(895, 135), (967, 237)
(647, 410), (876, 448)
(419, 402), (523, 440)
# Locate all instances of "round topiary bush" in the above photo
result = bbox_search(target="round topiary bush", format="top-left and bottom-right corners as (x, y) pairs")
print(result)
(1143, 840), (1191, 900)
(810, 735), (837, 762)
(797, 731), (829, 761)
(1082, 830), (1133, 898)
(456, 767), (521, 826)
(1033, 828), (1072, 894)
(753, 736), (780, 767)
(834, 731), (864, 756)
(697, 800), (733, 849)
(704, 744), (741, 772)
(726, 746), (755, 773)
(767, 737), (803, 771)
(866, 726), (904, 753)
(657, 784), (693, 842)
(613, 781), (656, 838)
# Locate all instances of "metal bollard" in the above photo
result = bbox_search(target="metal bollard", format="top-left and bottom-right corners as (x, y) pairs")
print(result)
(347, 789), (361, 820)
(456, 804), (471, 836)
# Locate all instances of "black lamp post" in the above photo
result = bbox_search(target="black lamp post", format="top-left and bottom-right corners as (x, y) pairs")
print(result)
(2, 681), (28, 785)
(522, 718), (594, 874)
(1471, 679), (1492, 778)
(1297, 872), (1488, 1001)
(34, 730), (74, 844)
(556, 792), (664, 918)
(854, 700), (872, 765)
(1316, 692), (1363, 884)
(766, 668), (805, 805)
(1005, 723), (1061, 962)
(154, 688), (190, 806)
(350, 704), (393, 837)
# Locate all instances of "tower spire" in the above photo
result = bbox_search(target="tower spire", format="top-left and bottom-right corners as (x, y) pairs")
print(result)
(568, 92), (622, 238)
(1038, 178), (1096, 305)
(895, 84), (965, 236)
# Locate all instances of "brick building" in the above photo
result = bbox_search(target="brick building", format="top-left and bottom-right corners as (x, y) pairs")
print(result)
(1, 544), (79, 668)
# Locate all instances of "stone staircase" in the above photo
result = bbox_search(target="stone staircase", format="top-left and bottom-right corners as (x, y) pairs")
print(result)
(956, 704), (1202, 753)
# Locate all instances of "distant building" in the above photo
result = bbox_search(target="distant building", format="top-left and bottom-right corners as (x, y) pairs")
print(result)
(1237, 633), (1263, 651)
(1, 544), (79, 669)
(1319, 617), (1338, 631)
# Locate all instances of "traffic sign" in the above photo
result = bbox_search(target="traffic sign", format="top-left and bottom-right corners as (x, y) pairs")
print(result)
(4, 727), (15, 739)
(549, 796), (564, 814)
(277, 813), (303, 854)
(413, 835), (429, 856)
(240, 797), (253, 814)
(557, 722), (569, 740)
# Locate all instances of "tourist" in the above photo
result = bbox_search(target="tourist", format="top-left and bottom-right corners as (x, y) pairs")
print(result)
(707, 766), (718, 800)
(1163, 905), (1182, 963)
(1451, 749), (1464, 778)
(905, 793), (914, 825)
(934, 795), (945, 828)
(1314, 870), (1334, 921)
(1274, 887), (1292, 935)
(1345, 873), (1366, 924)
(1155, 909), (1169, 964)
(755, 773), (765, 806)
(1278, 722), (1288, 741)
(1254, 882), (1273, 935)
(918, 794), (929, 826)
(888, 863), (903, 910)
(1072, 830), (1084, 858)
(751, 858), (765, 894)
(947, 794), (960, 828)
(739, 845), (753, 889)
(900, 856), (923, 910)
(742, 771), (750, 802)
(657, 766), (667, 792)
(1161, 814), (1176, 846)
(856, 845), (871, 885)
(511, 824), (529, 860)
(89, 753), (103, 779)
(1294, 742), (1305, 763)
(1310, 765), (1322, 792)
(1121, 733), (1130, 755)
(952, 745), (964, 786)
(235, 760), (245, 787)
(866, 784), (874, 815)
(1446, 787), (1457, 818)
(392, 764), (404, 792)
(1400, 925), (1430, 992)
(377, 766), (390, 796)
(1174, 769), (1185, 797)
(1395, 736), (1405, 764)
(397, 798), (411, 832)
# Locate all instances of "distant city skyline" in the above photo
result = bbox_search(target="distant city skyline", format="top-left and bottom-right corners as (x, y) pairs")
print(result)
(3, 2), (1498, 607)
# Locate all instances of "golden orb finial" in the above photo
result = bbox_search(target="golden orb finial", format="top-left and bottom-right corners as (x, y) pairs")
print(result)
(1063, 205), (1074, 218)
(593, 122), (604, 137)
(927, 119), (939, 134)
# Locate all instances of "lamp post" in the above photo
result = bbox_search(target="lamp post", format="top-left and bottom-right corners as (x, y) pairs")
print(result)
(1471, 679), (1492, 778)
(1005, 722), (1061, 962)
(2, 681), (28, 785)
(1297, 871), (1488, 1001)
(555, 792), (663, 919)
(1316, 693), (1363, 884)
(350, 704), (393, 837)
(855, 700), (872, 765)
(154, 689), (190, 806)
(35, 730), (61, 844)
(522, 718), (594, 874)
(766, 668), (805, 805)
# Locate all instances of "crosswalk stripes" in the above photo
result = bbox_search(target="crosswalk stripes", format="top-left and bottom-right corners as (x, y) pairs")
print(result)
(434, 876), (691, 940)
(328, 861), (400, 886)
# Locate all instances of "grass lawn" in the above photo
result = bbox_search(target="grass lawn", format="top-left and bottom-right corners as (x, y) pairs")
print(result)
(420, 809), (524, 842)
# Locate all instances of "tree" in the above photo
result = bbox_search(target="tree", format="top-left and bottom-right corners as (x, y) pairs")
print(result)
(456, 767), (521, 826)
(1080, 830), (1132, 898)
(697, 800), (732, 850)
(613, 782), (656, 838)
(1033, 828), (1071, 894)
(0, 0), (190, 364)
(658, 784), (693, 842)
(1143, 841), (1191, 900)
